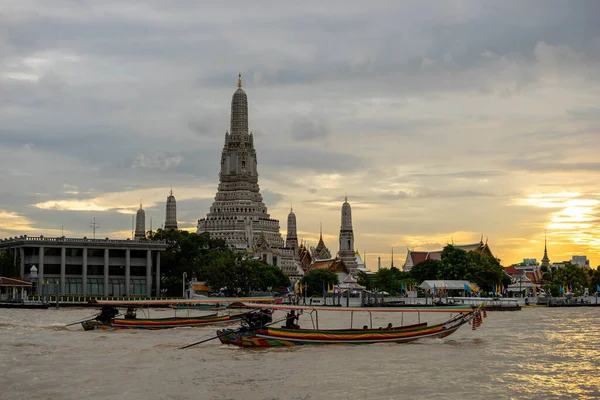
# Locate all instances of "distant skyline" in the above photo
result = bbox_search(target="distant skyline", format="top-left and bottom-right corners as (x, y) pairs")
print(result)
(1, 1), (599, 269)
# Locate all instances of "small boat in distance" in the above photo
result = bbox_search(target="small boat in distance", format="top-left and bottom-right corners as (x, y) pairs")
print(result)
(217, 303), (485, 347)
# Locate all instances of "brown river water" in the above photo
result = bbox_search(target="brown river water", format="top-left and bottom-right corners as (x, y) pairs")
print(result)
(1, 307), (599, 400)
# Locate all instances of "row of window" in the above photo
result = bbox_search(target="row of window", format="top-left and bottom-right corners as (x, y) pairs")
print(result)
(39, 278), (147, 296)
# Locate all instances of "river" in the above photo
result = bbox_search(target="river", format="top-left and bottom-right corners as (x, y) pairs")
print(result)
(0, 307), (598, 400)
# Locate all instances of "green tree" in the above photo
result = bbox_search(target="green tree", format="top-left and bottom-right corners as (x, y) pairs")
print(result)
(590, 267), (600, 294)
(410, 259), (440, 283)
(437, 245), (469, 280)
(373, 267), (415, 295)
(357, 271), (374, 290)
(0, 249), (19, 278)
(436, 245), (507, 291)
(551, 262), (589, 296)
(300, 269), (339, 296)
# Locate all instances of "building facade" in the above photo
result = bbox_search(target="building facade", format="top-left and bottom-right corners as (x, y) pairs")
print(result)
(0, 236), (166, 296)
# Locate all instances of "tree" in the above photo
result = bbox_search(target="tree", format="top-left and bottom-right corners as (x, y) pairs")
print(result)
(436, 245), (506, 291)
(373, 267), (416, 295)
(0, 249), (19, 278)
(357, 271), (374, 290)
(410, 259), (440, 283)
(437, 245), (469, 280)
(551, 262), (589, 296)
(300, 269), (338, 296)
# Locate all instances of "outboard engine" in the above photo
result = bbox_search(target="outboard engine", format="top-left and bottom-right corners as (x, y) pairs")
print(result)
(242, 309), (273, 329)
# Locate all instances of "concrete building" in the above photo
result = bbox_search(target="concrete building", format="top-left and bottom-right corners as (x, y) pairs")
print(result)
(571, 255), (590, 268)
(165, 189), (178, 229)
(0, 235), (167, 296)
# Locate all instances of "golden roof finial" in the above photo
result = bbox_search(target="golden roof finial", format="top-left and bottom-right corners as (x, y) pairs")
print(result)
(140, 201), (143, 209)
(344, 193), (348, 202)
(170, 186), (173, 196)
(237, 73), (242, 88)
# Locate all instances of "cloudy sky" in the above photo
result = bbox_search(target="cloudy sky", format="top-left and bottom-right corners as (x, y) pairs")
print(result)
(1, 0), (600, 269)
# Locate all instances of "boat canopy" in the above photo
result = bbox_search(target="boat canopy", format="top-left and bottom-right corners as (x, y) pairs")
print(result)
(90, 297), (275, 307)
(420, 280), (478, 291)
(230, 302), (475, 313)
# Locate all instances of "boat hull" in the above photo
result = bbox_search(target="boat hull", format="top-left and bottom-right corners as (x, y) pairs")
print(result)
(217, 314), (474, 347)
(82, 314), (236, 331)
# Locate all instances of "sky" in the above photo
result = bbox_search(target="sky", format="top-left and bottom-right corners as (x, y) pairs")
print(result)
(1, 0), (600, 270)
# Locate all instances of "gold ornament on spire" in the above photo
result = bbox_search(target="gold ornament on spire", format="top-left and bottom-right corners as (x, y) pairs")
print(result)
(237, 73), (242, 88)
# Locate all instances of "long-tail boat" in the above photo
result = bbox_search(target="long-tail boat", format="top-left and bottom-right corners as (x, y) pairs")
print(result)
(81, 303), (247, 331)
(217, 303), (485, 347)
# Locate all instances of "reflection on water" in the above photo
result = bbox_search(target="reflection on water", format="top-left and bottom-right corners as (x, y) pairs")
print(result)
(0, 307), (599, 400)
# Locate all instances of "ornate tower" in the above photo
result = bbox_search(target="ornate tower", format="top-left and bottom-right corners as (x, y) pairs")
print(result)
(541, 230), (550, 267)
(134, 203), (146, 239)
(286, 206), (299, 256)
(196, 74), (285, 250)
(313, 223), (332, 260)
(165, 188), (177, 229)
(338, 196), (358, 272)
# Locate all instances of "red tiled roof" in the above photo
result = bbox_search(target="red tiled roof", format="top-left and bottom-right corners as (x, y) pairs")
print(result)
(428, 252), (442, 261)
(410, 252), (429, 265)
(504, 266), (521, 275)
(0, 277), (32, 286)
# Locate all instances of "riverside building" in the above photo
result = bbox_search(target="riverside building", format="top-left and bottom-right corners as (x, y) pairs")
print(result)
(0, 235), (167, 296)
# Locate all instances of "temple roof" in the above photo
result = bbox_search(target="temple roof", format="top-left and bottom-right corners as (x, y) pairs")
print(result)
(308, 258), (349, 274)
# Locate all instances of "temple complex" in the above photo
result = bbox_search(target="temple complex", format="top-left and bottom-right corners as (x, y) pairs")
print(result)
(164, 189), (177, 229)
(196, 75), (302, 281)
(134, 203), (146, 239)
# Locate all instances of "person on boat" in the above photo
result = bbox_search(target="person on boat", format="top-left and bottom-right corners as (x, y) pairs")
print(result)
(385, 323), (393, 330)
(362, 325), (368, 330)
(285, 310), (300, 329)
(124, 307), (137, 320)
(95, 306), (119, 324)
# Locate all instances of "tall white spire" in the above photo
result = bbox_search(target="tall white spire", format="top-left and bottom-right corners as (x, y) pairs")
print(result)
(338, 195), (358, 273)
(165, 188), (177, 229)
(134, 202), (146, 239)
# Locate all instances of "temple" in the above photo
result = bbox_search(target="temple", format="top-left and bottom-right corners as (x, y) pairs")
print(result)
(134, 203), (146, 239)
(338, 196), (358, 273)
(541, 231), (550, 267)
(403, 238), (494, 272)
(196, 75), (302, 281)
(164, 188), (177, 229)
